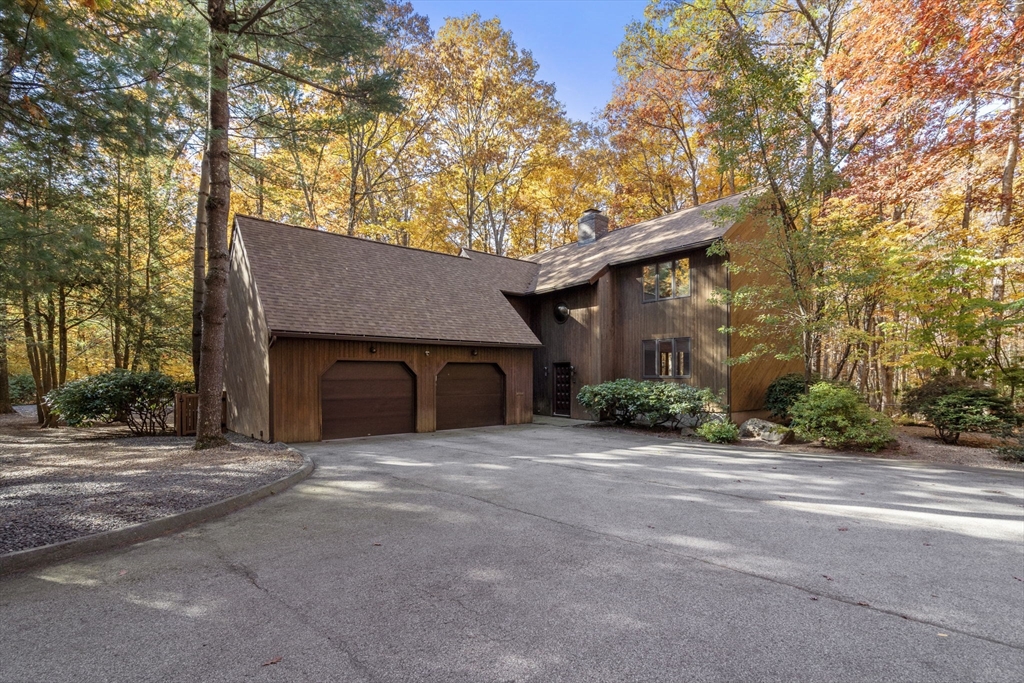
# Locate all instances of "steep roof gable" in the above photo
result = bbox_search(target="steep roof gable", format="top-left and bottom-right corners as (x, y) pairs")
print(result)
(522, 193), (748, 293)
(233, 216), (541, 347)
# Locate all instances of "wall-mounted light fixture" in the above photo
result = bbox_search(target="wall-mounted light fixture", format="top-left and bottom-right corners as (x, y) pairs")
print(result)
(471, 348), (479, 356)
(369, 344), (377, 354)
(425, 350), (430, 356)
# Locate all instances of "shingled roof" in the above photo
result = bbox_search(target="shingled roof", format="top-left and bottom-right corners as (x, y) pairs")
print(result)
(522, 192), (748, 294)
(457, 248), (539, 295)
(233, 216), (541, 347)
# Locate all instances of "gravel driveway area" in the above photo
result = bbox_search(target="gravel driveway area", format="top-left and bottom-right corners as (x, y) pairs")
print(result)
(0, 410), (302, 554)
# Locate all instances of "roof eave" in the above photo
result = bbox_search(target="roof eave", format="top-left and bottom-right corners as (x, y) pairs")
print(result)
(528, 237), (723, 295)
(268, 330), (543, 349)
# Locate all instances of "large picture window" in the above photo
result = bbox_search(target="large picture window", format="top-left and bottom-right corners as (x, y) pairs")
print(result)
(642, 258), (691, 301)
(642, 337), (692, 378)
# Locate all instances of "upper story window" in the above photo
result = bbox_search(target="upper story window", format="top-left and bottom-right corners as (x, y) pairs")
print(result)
(643, 337), (692, 378)
(642, 258), (690, 302)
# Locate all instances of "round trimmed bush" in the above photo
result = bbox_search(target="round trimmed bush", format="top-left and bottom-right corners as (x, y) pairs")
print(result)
(789, 382), (894, 451)
(901, 376), (979, 416)
(902, 376), (1020, 444)
(919, 390), (1019, 445)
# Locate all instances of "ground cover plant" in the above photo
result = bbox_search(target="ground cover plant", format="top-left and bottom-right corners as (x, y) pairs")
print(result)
(695, 420), (739, 443)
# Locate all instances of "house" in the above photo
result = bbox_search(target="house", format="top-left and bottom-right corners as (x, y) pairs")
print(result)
(224, 194), (800, 442)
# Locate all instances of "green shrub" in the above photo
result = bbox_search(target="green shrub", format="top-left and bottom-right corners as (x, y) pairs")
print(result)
(901, 376), (980, 416)
(764, 373), (814, 419)
(901, 377), (1021, 444)
(644, 382), (724, 428)
(577, 379), (724, 428)
(7, 373), (37, 404)
(790, 382), (894, 451)
(919, 390), (1020, 445)
(696, 420), (740, 443)
(45, 369), (182, 435)
(577, 379), (649, 425)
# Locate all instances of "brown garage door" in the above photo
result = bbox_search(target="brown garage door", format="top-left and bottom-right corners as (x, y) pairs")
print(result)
(321, 361), (416, 440)
(436, 363), (504, 431)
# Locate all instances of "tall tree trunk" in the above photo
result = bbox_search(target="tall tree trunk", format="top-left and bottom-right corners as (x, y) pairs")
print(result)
(992, 1), (1022, 370)
(57, 285), (67, 386)
(22, 292), (43, 424)
(196, 3), (232, 449)
(0, 299), (13, 414)
(192, 152), (210, 388)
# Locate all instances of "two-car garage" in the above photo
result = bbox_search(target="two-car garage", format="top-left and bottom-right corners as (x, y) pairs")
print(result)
(320, 360), (505, 440)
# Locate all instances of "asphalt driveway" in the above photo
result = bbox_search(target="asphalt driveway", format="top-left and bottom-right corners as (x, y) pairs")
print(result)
(1, 422), (1022, 682)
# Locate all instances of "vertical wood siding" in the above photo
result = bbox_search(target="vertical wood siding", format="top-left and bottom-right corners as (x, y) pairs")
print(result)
(269, 338), (533, 443)
(529, 286), (599, 419)
(224, 230), (271, 440)
(611, 248), (731, 400)
(725, 215), (804, 415)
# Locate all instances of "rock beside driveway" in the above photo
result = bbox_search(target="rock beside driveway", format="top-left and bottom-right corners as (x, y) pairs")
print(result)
(738, 418), (793, 445)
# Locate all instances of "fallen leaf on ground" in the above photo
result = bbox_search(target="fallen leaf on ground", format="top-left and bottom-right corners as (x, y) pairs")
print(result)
(118, 570), (127, 576)
(373, 543), (382, 546)
(937, 633), (948, 637)
(262, 657), (282, 666)
(823, 575), (833, 581)
(1014, 577), (1022, 582)
(838, 528), (848, 532)
(857, 601), (870, 606)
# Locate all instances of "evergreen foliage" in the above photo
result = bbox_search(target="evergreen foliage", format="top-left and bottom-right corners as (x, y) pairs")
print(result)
(45, 369), (182, 435)
(790, 382), (895, 451)
(695, 420), (740, 444)
(577, 379), (725, 428)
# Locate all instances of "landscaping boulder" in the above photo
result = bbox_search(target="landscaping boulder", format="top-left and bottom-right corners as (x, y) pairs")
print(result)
(739, 418), (793, 445)
(738, 418), (778, 438)
(760, 427), (793, 445)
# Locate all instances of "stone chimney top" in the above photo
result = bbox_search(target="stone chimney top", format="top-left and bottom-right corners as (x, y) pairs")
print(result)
(577, 208), (608, 244)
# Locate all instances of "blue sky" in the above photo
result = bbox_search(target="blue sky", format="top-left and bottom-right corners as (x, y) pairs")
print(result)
(409, 0), (650, 121)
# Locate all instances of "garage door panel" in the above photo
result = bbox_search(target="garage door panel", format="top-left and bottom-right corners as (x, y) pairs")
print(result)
(436, 363), (504, 431)
(321, 377), (412, 400)
(321, 361), (415, 440)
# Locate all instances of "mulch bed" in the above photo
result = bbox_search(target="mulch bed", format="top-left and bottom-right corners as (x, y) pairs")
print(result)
(0, 410), (303, 554)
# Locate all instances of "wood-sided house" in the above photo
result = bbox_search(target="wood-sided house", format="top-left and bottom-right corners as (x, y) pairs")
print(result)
(224, 194), (799, 442)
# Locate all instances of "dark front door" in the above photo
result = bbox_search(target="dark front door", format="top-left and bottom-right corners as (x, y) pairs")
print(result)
(320, 361), (416, 440)
(436, 363), (505, 430)
(553, 363), (572, 417)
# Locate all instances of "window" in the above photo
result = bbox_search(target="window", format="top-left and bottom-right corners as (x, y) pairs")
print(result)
(642, 258), (691, 301)
(642, 337), (692, 378)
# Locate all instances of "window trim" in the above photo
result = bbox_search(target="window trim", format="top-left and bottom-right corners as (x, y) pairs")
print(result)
(642, 337), (692, 379)
(641, 258), (691, 303)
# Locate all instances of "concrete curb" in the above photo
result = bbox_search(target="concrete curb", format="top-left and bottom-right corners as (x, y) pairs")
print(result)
(0, 451), (314, 578)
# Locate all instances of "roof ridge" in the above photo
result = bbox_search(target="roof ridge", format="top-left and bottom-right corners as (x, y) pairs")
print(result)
(609, 192), (749, 234)
(234, 214), (471, 262)
(460, 248), (537, 264)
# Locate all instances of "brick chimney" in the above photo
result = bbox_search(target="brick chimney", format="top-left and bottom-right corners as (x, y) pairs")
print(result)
(577, 208), (608, 244)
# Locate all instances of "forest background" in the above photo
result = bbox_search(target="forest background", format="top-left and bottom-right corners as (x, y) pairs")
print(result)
(1, 0), (1021, 424)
